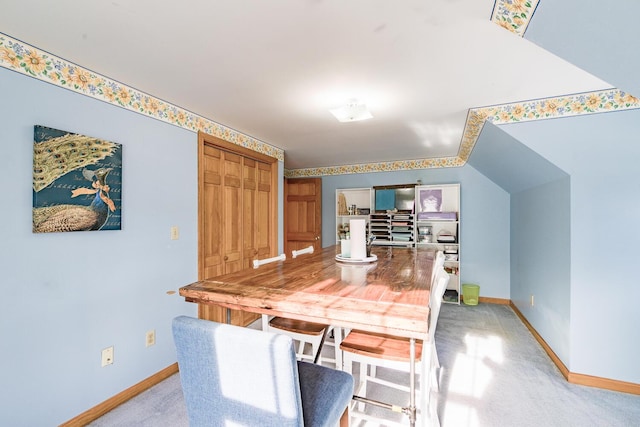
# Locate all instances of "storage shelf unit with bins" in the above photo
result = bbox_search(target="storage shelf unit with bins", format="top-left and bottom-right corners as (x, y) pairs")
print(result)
(335, 188), (373, 242)
(415, 183), (461, 304)
(369, 212), (415, 246)
(369, 184), (417, 247)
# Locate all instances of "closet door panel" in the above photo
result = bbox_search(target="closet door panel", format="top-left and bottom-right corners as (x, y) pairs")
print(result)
(222, 151), (243, 274)
(256, 161), (273, 259)
(242, 158), (258, 270)
(198, 131), (278, 326)
(201, 145), (223, 279)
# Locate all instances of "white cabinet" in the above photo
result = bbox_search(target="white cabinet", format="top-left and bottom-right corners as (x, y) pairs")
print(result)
(415, 183), (461, 304)
(335, 184), (462, 304)
(335, 188), (373, 242)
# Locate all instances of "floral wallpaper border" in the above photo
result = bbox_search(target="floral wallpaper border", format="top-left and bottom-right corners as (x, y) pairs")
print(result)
(491, 0), (540, 37)
(0, 33), (284, 162)
(286, 88), (640, 178)
(457, 89), (640, 162)
(285, 156), (464, 179)
(3, 32), (640, 180)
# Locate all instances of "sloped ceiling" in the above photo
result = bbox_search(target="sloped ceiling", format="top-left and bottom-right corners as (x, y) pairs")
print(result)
(467, 122), (567, 194)
(0, 0), (623, 177)
(468, 1), (640, 193)
(525, 0), (640, 99)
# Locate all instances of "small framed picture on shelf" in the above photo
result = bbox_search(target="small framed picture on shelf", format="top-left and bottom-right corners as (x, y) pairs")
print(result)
(419, 189), (442, 212)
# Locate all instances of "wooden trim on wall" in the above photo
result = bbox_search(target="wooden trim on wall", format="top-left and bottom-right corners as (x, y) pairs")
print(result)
(197, 131), (278, 164)
(509, 301), (570, 379)
(197, 132), (206, 281)
(60, 363), (178, 426)
(568, 372), (640, 395)
(509, 301), (640, 396)
(478, 296), (510, 305)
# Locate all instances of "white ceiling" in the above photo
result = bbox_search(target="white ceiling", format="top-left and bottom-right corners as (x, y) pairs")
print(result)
(0, 0), (611, 170)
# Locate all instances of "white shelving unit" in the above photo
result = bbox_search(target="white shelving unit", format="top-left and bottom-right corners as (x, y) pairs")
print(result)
(415, 183), (461, 304)
(370, 212), (415, 246)
(335, 184), (461, 304)
(335, 188), (373, 243)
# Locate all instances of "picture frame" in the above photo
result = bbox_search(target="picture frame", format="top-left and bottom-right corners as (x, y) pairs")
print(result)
(32, 125), (122, 233)
(419, 188), (442, 212)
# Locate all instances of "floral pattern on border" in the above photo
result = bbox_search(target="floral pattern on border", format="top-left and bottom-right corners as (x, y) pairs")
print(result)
(0, 33), (284, 162)
(285, 156), (464, 178)
(491, 0), (540, 37)
(3, 33), (640, 179)
(457, 89), (640, 162)
(287, 87), (640, 178)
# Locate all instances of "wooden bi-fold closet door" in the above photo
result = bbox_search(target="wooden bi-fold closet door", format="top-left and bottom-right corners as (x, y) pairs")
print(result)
(197, 131), (278, 326)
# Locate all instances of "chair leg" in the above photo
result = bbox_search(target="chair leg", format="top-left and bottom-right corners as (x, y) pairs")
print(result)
(339, 405), (350, 427)
(428, 387), (441, 427)
(311, 340), (322, 365)
(357, 361), (368, 412)
(343, 356), (362, 414)
(343, 355), (353, 375)
(333, 326), (343, 370)
(418, 368), (431, 423)
(431, 342), (440, 392)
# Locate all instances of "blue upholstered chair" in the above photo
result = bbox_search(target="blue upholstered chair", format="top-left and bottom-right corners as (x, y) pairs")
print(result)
(172, 315), (354, 427)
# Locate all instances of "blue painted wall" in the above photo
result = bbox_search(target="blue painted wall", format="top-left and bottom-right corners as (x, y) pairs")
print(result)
(511, 177), (571, 365)
(469, 122), (572, 366)
(0, 66), (286, 425)
(321, 166), (511, 301)
(522, 0), (640, 383)
(502, 109), (640, 383)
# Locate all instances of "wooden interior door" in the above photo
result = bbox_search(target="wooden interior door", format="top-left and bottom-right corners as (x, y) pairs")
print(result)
(199, 145), (244, 277)
(198, 131), (278, 326)
(284, 178), (322, 255)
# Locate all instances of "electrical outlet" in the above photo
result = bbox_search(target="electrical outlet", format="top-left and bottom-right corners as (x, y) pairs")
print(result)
(530, 294), (535, 307)
(101, 346), (114, 367)
(146, 330), (156, 347)
(170, 226), (179, 240)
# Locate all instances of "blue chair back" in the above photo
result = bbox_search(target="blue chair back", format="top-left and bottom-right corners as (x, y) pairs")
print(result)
(172, 316), (304, 427)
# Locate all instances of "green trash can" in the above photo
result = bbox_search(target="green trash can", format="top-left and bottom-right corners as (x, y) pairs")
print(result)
(462, 283), (480, 306)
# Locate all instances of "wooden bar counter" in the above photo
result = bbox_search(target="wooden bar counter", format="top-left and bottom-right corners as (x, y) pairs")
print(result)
(180, 245), (435, 340)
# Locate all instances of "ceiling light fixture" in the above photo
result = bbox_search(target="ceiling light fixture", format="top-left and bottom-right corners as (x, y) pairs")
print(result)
(329, 99), (373, 122)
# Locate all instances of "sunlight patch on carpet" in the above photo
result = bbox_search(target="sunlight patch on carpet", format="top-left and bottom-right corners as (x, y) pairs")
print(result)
(450, 334), (503, 397)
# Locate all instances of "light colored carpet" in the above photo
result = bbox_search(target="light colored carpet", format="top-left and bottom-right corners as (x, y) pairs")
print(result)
(89, 304), (640, 426)
(434, 303), (640, 427)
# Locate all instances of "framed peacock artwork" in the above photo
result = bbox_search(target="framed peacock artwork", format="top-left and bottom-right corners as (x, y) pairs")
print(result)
(32, 125), (122, 233)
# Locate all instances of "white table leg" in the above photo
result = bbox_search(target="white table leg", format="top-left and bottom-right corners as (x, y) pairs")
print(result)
(261, 314), (270, 331)
(410, 338), (416, 426)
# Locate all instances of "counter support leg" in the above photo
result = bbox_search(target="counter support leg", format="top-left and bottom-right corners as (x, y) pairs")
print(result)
(409, 337), (416, 426)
